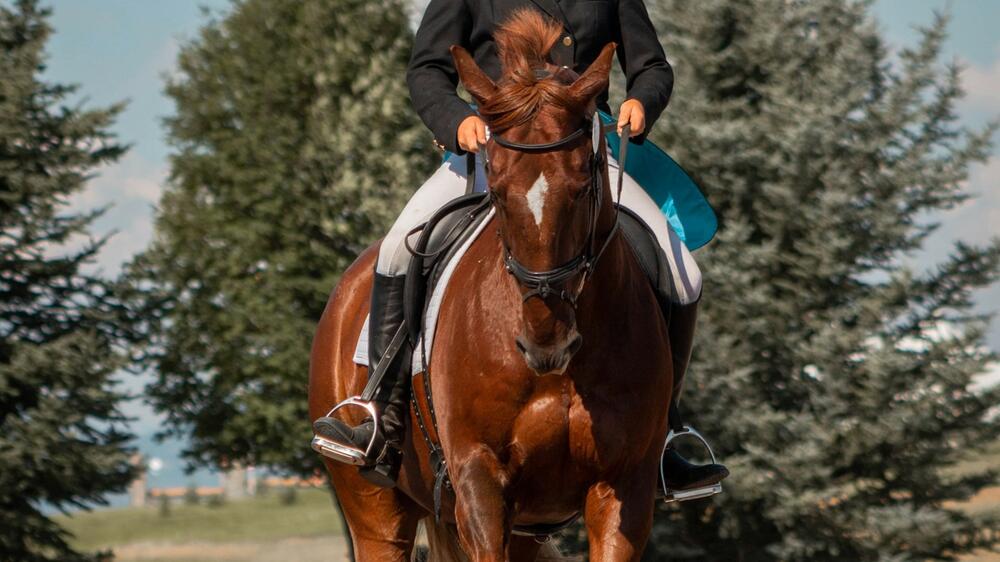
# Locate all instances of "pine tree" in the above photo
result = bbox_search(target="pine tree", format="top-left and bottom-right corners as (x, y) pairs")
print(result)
(0, 1), (134, 559)
(641, 1), (1000, 559)
(126, 0), (435, 474)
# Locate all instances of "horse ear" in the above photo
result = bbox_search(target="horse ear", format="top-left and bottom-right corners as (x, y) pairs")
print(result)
(567, 42), (617, 108)
(450, 45), (497, 104)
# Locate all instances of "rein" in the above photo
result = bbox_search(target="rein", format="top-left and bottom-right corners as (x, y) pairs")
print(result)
(487, 118), (629, 306)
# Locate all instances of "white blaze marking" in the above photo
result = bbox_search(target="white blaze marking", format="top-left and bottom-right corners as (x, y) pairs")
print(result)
(525, 172), (549, 227)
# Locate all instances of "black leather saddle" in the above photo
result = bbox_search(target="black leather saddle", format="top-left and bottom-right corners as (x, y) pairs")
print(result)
(617, 204), (676, 304)
(403, 191), (494, 357)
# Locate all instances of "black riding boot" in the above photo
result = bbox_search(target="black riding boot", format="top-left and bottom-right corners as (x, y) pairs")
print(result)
(658, 298), (729, 494)
(313, 273), (410, 488)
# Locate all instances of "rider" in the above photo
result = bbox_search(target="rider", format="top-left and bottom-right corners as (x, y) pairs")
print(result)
(314, 0), (729, 495)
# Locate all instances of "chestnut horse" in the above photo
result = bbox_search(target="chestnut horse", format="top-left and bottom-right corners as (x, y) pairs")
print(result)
(309, 12), (672, 561)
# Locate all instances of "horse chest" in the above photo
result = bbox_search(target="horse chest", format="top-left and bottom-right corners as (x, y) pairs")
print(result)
(508, 376), (640, 478)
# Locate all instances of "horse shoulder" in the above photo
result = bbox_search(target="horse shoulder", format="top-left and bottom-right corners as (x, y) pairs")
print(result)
(565, 254), (673, 472)
(430, 229), (528, 442)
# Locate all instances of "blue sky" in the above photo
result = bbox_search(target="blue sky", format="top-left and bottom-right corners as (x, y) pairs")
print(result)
(39, 0), (999, 491)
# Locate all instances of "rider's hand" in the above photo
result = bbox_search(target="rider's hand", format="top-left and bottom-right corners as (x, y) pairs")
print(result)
(457, 115), (488, 153)
(618, 99), (646, 138)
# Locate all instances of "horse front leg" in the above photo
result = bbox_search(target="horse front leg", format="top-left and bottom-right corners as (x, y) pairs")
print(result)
(452, 445), (512, 562)
(583, 470), (658, 562)
(323, 460), (423, 562)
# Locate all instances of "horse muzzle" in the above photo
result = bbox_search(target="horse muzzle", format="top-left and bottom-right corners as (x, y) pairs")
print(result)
(515, 331), (583, 375)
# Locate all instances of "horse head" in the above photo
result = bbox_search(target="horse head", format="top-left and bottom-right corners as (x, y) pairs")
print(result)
(451, 10), (617, 375)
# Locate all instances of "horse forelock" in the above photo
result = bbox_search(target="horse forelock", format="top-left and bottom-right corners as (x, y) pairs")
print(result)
(495, 9), (563, 75)
(479, 9), (581, 132)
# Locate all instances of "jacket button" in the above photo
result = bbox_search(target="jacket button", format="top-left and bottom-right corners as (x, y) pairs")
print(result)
(562, 36), (573, 47)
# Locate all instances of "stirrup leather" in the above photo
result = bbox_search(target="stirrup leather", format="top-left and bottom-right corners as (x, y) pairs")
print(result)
(660, 425), (723, 503)
(311, 397), (380, 466)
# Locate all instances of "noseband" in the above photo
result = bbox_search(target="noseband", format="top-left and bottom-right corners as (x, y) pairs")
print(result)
(485, 117), (628, 306)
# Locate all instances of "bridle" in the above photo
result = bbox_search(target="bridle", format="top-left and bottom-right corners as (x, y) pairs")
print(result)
(484, 116), (629, 306)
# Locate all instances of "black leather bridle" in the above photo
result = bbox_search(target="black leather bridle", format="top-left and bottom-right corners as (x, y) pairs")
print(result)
(484, 117), (629, 306)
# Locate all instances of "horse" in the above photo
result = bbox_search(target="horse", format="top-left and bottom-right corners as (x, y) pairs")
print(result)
(308, 12), (673, 561)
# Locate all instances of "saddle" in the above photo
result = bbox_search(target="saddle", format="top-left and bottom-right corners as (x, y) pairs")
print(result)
(617, 206), (675, 303)
(403, 191), (494, 354)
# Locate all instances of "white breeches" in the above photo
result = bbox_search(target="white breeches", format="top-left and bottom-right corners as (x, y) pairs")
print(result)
(376, 150), (703, 305)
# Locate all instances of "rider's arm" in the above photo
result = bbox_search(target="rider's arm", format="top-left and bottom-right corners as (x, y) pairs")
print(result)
(616, 0), (674, 142)
(407, 0), (477, 154)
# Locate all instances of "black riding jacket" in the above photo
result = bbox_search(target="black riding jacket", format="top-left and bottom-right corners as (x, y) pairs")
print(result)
(407, 0), (673, 154)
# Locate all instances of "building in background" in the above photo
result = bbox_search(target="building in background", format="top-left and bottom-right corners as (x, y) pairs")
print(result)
(127, 454), (147, 508)
(130, 461), (321, 507)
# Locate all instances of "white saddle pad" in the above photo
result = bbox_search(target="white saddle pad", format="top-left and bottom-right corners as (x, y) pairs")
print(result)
(353, 208), (495, 374)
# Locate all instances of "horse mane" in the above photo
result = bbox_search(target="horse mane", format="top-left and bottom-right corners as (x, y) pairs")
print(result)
(478, 9), (580, 132)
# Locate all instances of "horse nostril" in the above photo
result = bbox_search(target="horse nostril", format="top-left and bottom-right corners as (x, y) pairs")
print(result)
(515, 336), (529, 356)
(567, 333), (583, 357)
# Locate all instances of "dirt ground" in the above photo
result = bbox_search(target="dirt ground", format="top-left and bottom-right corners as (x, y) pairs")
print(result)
(957, 486), (1000, 562)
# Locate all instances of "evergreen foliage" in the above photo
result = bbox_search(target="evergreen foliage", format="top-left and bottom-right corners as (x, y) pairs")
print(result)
(0, 1), (134, 559)
(127, 0), (435, 474)
(641, 1), (1000, 559)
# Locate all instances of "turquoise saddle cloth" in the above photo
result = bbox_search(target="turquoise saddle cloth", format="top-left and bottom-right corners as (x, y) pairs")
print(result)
(445, 111), (717, 251)
(597, 111), (716, 251)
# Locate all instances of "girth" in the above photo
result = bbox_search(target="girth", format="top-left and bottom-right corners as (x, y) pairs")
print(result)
(512, 512), (581, 539)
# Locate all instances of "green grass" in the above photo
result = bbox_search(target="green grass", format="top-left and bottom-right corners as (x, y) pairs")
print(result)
(57, 488), (342, 550)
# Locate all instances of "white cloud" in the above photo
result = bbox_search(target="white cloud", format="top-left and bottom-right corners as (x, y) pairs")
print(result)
(961, 50), (1000, 115)
(972, 361), (1000, 393)
(65, 150), (165, 276)
(946, 156), (1000, 243)
(93, 213), (155, 273)
(918, 153), (999, 261)
(150, 36), (184, 85)
(118, 172), (164, 203)
(69, 151), (165, 208)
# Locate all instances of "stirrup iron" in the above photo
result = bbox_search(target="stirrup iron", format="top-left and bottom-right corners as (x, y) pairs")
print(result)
(660, 425), (723, 503)
(311, 397), (380, 466)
